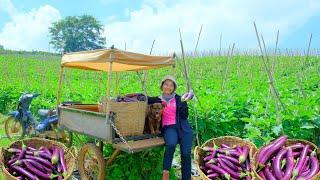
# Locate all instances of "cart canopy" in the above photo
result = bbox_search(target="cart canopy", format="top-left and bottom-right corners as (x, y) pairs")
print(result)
(61, 48), (175, 72)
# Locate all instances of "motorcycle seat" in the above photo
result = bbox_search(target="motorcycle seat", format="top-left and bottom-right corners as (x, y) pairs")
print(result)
(38, 109), (57, 117)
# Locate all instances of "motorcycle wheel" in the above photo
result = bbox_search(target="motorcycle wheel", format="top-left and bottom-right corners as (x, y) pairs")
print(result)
(4, 116), (25, 139)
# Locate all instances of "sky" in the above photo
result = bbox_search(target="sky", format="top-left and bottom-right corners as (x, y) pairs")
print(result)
(0, 0), (320, 54)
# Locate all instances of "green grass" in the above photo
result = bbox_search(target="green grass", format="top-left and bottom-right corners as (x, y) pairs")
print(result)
(0, 114), (12, 147)
(0, 113), (11, 180)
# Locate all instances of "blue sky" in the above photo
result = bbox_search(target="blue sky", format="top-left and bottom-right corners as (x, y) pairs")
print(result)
(0, 0), (320, 54)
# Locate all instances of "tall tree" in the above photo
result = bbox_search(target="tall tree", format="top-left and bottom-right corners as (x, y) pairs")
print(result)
(49, 15), (106, 53)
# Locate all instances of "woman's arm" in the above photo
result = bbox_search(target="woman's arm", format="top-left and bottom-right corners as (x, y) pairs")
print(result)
(180, 101), (189, 119)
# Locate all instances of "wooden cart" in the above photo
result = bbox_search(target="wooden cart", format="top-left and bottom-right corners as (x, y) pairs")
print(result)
(56, 47), (175, 179)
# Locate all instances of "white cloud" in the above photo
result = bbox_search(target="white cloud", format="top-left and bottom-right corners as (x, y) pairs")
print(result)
(0, 2), (61, 51)
(104, 0), (320, 54)
(0, 0), (16, 16)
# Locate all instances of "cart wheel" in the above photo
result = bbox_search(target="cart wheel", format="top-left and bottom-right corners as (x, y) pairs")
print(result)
(78, 143), (106, 180)
(4, 116), (25, 139)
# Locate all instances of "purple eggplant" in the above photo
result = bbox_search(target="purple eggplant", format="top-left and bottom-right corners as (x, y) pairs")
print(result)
(293, 151), (301, 158)
(51, 147), (60, 165)
(11, 165), (38, 180)
(34, 151), (51, 161)
(218, 158), (246, 179)
(27, 146), (37, 151)
(205, 163), (231, 180)
(218, 149), (240, 157)
(218, 154), (240, 165)
(264, 165), (276, 180)
(17, 143), (27, 160)
(221, 158), (242, 171)
(239, 145), (249, 164)
(300, 169), (310, 177)
(207, 158), (217, 164)
(292, 144), (310, 178)
(298, 156), (319, 179)
(25, 155), (54, 169)
(258, 136), (287, 169)
(24, 160), (57, 180)
(40, 147), (52, 156)
(207, 173), (219, 179)
(59, 149), (67, 177)
(7, 157), (18, 166)
(257, 136), (287, 162)
(273, 148), (287, 179)
(282, 147), (294, 180)
(301, 156), (310, 174)
(236, 145), (242, 153)
(203, 149), (217, 161)
(23, 159), (52, 173)
(258, 171), (266, 179)
(289, 143), (304, 150)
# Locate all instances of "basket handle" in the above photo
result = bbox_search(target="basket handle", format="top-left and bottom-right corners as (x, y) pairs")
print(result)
(194, 146), (200, 164)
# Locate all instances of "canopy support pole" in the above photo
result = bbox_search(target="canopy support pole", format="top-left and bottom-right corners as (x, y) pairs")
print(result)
(107, 56), (114, 101)
(56, 66), (64, 108)
(116, 73), (119, 96)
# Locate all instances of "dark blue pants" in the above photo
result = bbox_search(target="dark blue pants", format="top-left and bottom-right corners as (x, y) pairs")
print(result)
(163, 124), (193, 180)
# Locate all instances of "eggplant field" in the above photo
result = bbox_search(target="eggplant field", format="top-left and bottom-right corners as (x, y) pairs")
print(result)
(0, 50), (319, 179)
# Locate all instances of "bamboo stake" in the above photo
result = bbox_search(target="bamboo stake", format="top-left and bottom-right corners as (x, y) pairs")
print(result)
(265, 30), (279, 116)
(107, 56), (113, 100)
(194, 24), (203, 55)
(149, 39), (155, 55)
(272, 30), (279, 74)
(305, 33), (312, 68)
(297, 73), (306, 99)
(179, 28), (200, 146)
(116, 73), (119, 96)
(253, 22), (285, 128)
(261, 35), (286, 112)
(56, 66), (64, 108)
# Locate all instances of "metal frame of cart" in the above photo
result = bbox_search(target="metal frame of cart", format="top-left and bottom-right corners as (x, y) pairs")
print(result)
(56, 47), (175, 179)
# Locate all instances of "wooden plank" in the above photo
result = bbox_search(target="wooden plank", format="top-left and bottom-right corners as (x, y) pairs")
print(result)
(59, 106), (113, 141)
(112, 134), (160, 143)
(113, 137), (165, 153)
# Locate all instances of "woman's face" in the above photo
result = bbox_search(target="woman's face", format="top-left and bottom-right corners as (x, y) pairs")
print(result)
(162, 80), (175, 95)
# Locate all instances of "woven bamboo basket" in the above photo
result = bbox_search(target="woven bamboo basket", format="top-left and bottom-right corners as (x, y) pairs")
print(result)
(253, 138), (320, 180)
(101, 97), (147, 137)
(194, 136), (258, 180)
(1, 138), (76, 180)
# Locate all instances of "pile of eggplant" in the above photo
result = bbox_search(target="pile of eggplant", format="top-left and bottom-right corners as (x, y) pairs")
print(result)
(199, 143), (253, 180)
(4, 143), (68, 180)
(256, 135), (319, 180)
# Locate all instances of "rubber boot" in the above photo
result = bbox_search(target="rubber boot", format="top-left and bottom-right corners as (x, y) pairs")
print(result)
(162, 170), (169, 180)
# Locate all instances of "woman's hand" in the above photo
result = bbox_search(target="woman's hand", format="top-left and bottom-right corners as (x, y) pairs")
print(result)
(181, 90), (194, 102)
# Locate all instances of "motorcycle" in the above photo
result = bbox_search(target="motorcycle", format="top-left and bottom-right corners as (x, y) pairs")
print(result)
(4, 92), (72, 146)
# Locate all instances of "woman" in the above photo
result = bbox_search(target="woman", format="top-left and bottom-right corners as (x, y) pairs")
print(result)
(148, 75), (193, 180)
